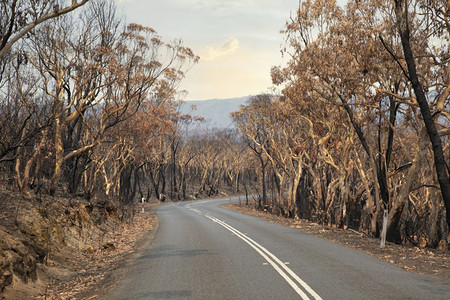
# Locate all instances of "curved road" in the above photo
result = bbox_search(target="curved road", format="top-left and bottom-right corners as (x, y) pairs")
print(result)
(107, 197), (450, 299)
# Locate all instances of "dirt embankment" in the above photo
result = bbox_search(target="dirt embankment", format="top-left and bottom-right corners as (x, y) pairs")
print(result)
(0, 188), (157, 299)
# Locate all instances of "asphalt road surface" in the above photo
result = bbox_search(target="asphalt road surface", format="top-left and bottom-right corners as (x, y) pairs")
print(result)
(107, 197), (450, 299)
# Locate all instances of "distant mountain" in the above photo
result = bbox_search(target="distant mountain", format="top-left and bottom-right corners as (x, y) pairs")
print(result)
(180, 97), (249, 129)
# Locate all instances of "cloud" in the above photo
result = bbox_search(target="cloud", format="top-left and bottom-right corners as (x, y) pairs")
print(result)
(201, 38), (239, 61)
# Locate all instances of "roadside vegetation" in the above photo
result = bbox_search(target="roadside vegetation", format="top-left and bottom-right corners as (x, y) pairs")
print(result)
(234, 0), (449, 249)
(0, 0), (448, 297)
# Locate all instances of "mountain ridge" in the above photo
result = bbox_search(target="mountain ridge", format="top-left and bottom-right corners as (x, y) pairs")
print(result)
(180, 96), (250, 129)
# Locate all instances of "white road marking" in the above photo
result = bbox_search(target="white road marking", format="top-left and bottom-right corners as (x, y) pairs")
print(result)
(206, 214), (322, 300)
(184, 204), (202, 215)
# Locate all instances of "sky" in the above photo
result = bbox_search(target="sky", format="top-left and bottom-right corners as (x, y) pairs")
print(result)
(115, 0), (299, 101)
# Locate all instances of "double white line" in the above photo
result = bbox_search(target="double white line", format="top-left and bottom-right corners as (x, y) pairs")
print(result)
(206, 214), (322, 300)
(184, 203), (202, 215)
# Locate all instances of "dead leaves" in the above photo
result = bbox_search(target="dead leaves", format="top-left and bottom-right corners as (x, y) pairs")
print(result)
(37, 206), (157, 299)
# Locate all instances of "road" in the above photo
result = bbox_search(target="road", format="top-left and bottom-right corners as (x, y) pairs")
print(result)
(107, 197), (450, 299)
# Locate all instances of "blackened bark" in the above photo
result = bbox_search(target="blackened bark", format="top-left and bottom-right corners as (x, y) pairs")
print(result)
(386, 94), (400, 168)
(386, 203), (404, 244)
(341, 98), (390, 207)
(149, 169), (158, 197)
(395, 0), (450, 229)
(0, 0), (17, 51)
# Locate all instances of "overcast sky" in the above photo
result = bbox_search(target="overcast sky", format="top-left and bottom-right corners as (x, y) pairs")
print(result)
(116, 0), (299, 100)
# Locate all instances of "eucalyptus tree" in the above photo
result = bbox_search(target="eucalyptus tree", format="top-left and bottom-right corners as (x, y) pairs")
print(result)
(0, 0), (90, 60)
(392, 0), (450, 234)
(2, 0), (199, 199)
(232, 95), (274, 207)
(0, 0), (89, 174)
(274, 0), (449, 244)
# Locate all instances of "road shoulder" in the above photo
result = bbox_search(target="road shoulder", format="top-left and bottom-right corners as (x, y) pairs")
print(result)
(223, 203), (449, 282)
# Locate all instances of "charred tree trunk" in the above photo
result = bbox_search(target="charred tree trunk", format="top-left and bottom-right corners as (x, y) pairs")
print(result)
(149, 168), (160, 199)
(119, 165), (137, 205)
(159, 166), (166, 201)
(386, 127), (428, 243)
(395, 0), (450, 230)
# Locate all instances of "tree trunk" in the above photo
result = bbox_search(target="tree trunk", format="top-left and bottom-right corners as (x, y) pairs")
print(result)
(50, 117), (64, 195)
(259, 154), (267, 208)
(428, 191), (442, 248)
(20, 128), (48, 195)
(149, 168), (160, 199)
(338, 169), (348, 229)
(159, 166), (166, 201)
(386, 126), (428, 243)
(395, 0), (450, 229)
(291, 159), (303, 218)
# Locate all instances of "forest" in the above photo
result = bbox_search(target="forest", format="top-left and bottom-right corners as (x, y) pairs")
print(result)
(0, 0), (449, 254)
